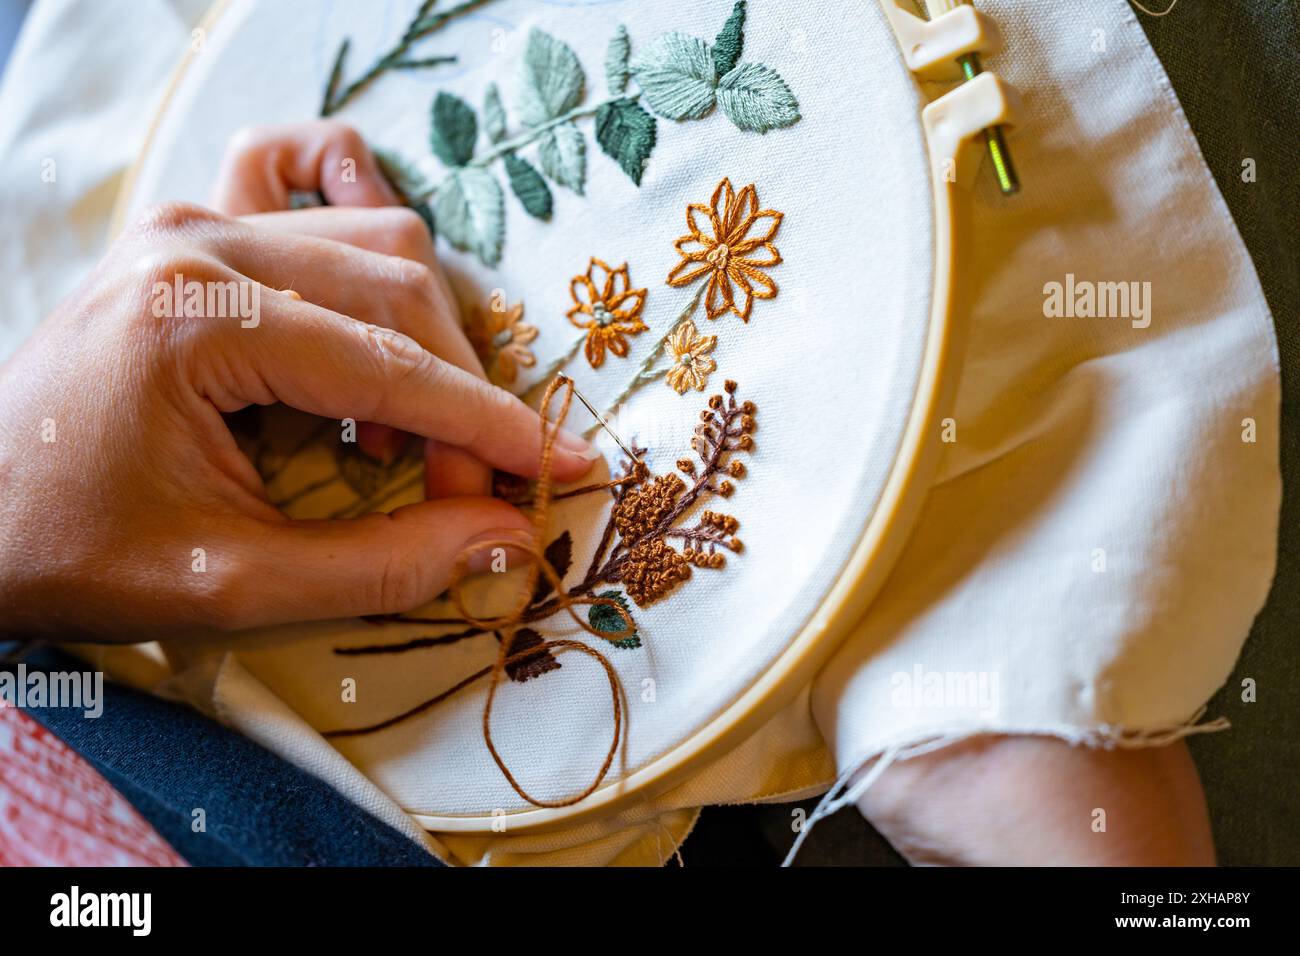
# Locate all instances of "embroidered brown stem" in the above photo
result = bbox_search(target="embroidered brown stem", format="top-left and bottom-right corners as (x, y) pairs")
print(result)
(324, 664), (493, 738)
(325, 381), (753, 811)
(590, 383), (752, 589)
(334, 626), (484, 656)
(551, 470), (643, 502)
(336, 385), (752, 653)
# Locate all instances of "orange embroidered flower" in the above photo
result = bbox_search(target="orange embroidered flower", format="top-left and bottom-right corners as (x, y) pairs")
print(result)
(666, 177), (782, 322)
(664, 319), (717, 394)
(465, 299), (538, 386)
(568, 257), (647, 368)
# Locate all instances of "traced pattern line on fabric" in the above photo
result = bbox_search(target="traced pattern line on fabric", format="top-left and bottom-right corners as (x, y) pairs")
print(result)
(250, 418), (422, 517)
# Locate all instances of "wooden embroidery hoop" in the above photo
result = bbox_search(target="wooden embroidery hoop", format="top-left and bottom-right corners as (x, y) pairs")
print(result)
(109, 0), (1018, 835)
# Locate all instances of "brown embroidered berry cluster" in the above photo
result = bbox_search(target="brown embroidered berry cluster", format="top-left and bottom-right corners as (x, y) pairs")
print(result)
(598, 379), (754, 607)
(333, 381), (758, 697)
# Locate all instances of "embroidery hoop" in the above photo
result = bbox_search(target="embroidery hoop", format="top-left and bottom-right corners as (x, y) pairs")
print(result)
(108, 0), (1018, 835)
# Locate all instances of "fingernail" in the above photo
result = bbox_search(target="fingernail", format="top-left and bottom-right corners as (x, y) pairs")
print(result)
(555, 428), (593, 455)
(462, 528), (534, 575)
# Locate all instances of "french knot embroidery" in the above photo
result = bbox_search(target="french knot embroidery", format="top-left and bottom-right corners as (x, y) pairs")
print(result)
(321, 377), (758, 809)
(609, 378), (755, 607)
(568, 257), (648, 368)
(666, 177), (783, 322)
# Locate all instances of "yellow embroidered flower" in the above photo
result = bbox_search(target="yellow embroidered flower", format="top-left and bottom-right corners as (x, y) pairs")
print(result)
(667, 177), (782, 322)
(664, 319), (717, 394)
(465, 299), (538, 386)
(568, 257), (647, 368)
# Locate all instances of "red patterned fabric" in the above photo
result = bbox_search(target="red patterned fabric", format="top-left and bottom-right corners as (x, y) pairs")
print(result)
(0, 703), (185, 866)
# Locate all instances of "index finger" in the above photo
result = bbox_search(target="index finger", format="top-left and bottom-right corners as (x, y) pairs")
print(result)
(218, 291), (595, 482)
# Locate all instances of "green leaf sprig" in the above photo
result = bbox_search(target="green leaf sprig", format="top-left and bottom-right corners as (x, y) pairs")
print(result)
(399, 1), (799, 266)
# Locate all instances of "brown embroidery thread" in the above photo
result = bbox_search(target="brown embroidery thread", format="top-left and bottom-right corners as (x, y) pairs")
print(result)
(326, 375), (634, 809)
(324, 377), (758, 809)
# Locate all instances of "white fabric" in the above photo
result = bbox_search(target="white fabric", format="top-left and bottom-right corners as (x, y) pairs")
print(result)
(0, 0), (1279, 867)
(111, 0), (936, 822)
(811, 1), (1280, 778)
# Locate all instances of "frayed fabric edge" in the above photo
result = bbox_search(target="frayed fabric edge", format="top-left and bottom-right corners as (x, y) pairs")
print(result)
(780, 707), (1231, 867)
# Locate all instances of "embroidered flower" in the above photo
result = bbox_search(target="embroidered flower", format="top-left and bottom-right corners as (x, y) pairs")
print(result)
(568, 258), (648, 368)
(667, 178), (783, 322)
(465, 299), (538, 386)
(664, 319), (718, 394)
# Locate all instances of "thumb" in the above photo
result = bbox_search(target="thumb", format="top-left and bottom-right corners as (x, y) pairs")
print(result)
(220, 497), (533, 629)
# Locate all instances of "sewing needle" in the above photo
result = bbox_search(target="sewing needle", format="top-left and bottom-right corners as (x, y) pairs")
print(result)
(556, 374), (642, 464)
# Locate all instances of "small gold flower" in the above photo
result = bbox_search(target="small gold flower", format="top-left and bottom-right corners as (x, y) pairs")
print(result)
(465, 299), (538, 385)
(667, 177), (782, 322)
(664, 319), (717, 394)
(568, 257), (647, 368)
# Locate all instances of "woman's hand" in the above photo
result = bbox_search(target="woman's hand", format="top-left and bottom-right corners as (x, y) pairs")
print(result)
(0, 122), (592, 643)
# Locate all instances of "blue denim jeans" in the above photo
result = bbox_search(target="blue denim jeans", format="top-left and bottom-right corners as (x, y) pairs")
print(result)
(8, 648), (439, 867)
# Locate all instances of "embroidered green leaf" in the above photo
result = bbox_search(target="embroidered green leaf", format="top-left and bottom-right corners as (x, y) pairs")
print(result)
(711, 1), (746, 76)
(532, 530), (573, 602)
(629, 32), (717, 120)
(588, 590), (640, 649)
(716, 62), (800, 132)
(433, 168), (503, 266)
(373, 148), (431, 201)
(430, 91), (478, 167)
(503, 153), (553, 219)
(595, 98), (656, 185)
(374, 149), (437, 237)
(410, 201), (436, 238)
(605, 25), (631, 94)
(483, 82), (507, 143)
(537, 122), (586, 194)
(517, 28), (584, 127)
